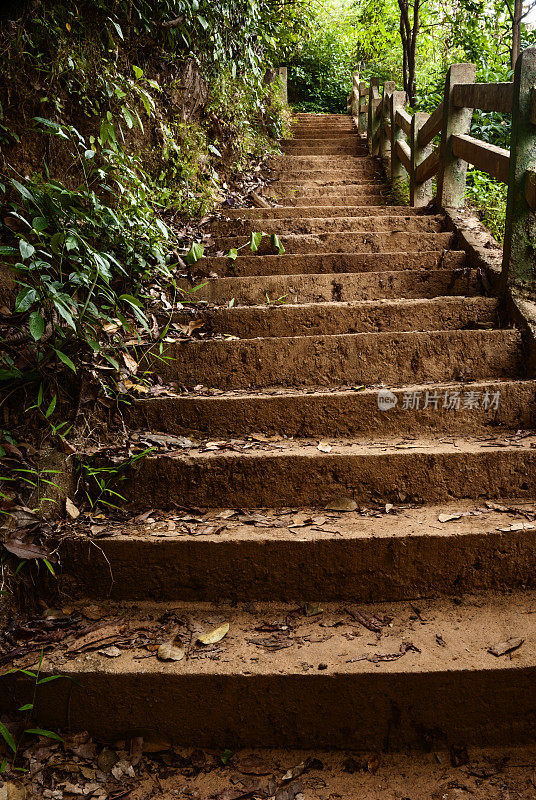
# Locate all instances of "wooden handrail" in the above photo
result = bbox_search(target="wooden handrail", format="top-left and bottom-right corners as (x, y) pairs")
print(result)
(452, 82), (514, 114)
(395, 138), (412, 171)
(395, 108), (412, 136)
(414, 147), (440, 184)
(451, 133), (510, 183)
(359, 48), (536, 294)
(418, 102), (443, 147)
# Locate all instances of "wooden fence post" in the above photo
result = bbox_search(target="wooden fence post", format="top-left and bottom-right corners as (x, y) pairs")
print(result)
(358, 82), (368, 134)
(436, 62), (476, 208)
(380, 81), (395, 163)
(502, 46), (536, 291)
(390, 90), (407, 187)
(351, 73), (360, 117)
(367, 78), (381, 155)
(410, 112), (433, 207)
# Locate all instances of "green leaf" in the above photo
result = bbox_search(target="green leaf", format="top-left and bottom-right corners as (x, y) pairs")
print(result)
(249, 231), (263, 253)
(32, 216), (48, 231)
(19, 240), (35, 260)
(15, 287), (37, 312)
(41, 558), (56, 576)
(0, 245), (17, 255)
(271, 233), (285, 255)
(11, 178), (35, 203)
(185, 242), (204, 265)
(18, 703), (34, 712)
(197, 14), (209, 29)
(208, 144), (222, 157)
(227, 248), (238, 261)
(45, 395), (56, 418)
(220, 748), (234, 765)
(111, 20), (124, 39)
(84, 149), (95, 159)
(132, 65), (144, 79)
(53, 349), (77, 373)
(29, 311), (45, 341)
(24, 729), (63, 742)
(0, 722), (16, 753)
(50, 232), (65, 254)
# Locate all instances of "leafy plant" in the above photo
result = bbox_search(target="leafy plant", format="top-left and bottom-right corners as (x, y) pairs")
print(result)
(0, 649), (73, 773)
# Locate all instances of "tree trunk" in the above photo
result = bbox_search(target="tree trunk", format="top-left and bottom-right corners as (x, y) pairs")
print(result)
(512, 0), (522, 72)
(397, 0), (419, 106)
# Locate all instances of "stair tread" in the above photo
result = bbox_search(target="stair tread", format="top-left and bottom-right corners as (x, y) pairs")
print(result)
(32, 590), (536, 677)
(69, 498), (536, 542)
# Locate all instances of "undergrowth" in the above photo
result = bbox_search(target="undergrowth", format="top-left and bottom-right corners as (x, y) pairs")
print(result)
(0, 1), (291, 521)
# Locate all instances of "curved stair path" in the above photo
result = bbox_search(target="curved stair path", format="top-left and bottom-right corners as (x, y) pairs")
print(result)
(8, 113), (536, 751)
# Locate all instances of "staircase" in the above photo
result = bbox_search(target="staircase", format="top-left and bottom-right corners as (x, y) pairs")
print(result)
(10, 113), (536, 750)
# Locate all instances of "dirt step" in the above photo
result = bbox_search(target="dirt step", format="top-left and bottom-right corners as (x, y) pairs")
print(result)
(281, 145), (365, 155)
(172, 297), (498, 339)
(97, 434), (536, 508)
(267, 185), (390, 199)
(148, 329), (521, 390)
(281, 195), (391, 206)
(61, 500), (536, 602)
(223, 205), (427, 219)
(269, 156), (372, 166)
(268, 168), (381, 180)
(200, 251), (465, 278)
(179, 267), (478, 305)
(212, 231), (452, 256)
(211, 215), (444, 237)
(130, 379), (536, 439)
(7, 592), (536, 748)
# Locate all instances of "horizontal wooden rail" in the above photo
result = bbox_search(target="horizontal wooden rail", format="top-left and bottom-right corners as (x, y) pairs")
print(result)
(452, 82), (514, 114)
(418, 103), (443, 148)
(359, 49), (536, 294)
(414, 147), (440, 184)
(451, 133), (510, 183)
(395, 138), (412, 171)
(395, 108), (412, 136)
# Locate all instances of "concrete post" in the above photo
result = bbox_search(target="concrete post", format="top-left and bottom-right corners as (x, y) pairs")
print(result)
(380, 81), (396, 163)
(410, 111), (433, 207)
(390, 90), (408, 187)
(278, 67), (288, 105)
(436, 62), (476, 208)
(502, 47), (536, 292)
(367, 77), (381, 155)
(351, 73), (360, 117)
(358, 82), (368, 134)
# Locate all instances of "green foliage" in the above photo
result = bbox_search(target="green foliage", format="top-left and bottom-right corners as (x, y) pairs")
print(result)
(0, 649), (74, 773)
(288, 0), (358, 112)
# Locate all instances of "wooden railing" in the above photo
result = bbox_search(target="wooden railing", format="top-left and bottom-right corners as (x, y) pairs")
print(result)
(348, 47), (536, 292)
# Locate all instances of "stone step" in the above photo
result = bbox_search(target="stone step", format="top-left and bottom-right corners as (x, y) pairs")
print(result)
(129, 378), (535, 439)
(223, 205), (426, 219)
(269, 156), (372, 167)
(179, 267), (478, 305)
(96, 433), (535, 509)
(211, 215), (444, 237)
(211, 231), (452, 255)
(171, 296), (497, 338)
(61, 499), (536, 602)
(6, 592), (536, 747)
(149, 329), (521, 390)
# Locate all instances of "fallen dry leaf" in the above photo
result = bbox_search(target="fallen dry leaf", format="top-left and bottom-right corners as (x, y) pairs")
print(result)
(317, 442), (332, 453)
(65, 497), (80, 520)
(488, 637), (524, 657)
(324, 497), (357, 512)
(157, 638), (185, 662)
(197, 622), (229, 645)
